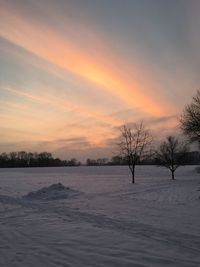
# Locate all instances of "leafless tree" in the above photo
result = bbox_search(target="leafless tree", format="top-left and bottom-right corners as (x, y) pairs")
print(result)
(155, 136), (188, 180)
(118, 122), (152, 184)
(180, 90), (200, 147)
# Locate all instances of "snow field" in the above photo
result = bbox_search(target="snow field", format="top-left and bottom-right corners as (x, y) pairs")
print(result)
(0, 166), (199, 266)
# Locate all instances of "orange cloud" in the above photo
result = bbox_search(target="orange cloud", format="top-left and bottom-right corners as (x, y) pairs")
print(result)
(0, 3), (173, 117)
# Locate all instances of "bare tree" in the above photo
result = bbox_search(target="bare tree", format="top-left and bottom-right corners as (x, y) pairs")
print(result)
(155, 136), (188, 180)
(118, 122), (152, 184)
(180, 90), (200, 147)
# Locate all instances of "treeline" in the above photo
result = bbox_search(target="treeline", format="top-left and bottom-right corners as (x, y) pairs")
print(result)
(0, 151), (199, 168)
(0, 152), (81, 168)
(86, 151), (200, 166)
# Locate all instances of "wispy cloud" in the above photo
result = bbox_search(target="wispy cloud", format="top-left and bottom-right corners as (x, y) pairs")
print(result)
(0, 1), (174, 116)
(1, 86), (122, 126)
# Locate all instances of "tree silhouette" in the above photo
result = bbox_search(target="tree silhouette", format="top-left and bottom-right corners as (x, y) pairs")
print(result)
(180, 90), (200, 147)
(118, 122), (152, 183)
(155, 136), (188, 180)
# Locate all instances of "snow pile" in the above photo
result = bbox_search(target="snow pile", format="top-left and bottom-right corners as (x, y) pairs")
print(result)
(23, 183), (79, 201)
(0, 195), (20, 204)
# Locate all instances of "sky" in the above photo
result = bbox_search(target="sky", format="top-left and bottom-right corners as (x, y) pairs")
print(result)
(0, 0), (200, 160)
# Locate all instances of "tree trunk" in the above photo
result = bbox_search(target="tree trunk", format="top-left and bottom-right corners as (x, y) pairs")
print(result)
(132, 165), (135, 184)
(171, 170), (175, 180)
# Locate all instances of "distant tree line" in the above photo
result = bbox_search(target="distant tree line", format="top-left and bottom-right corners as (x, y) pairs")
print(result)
(86, 151), (200, 167)
(0, 152), (81, 168)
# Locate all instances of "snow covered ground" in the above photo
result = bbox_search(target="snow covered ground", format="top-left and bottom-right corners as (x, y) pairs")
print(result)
(0, 165), (199, 267)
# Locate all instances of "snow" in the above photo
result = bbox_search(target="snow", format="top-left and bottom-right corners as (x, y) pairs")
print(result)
(23, 183), (80, 201)
(0, 166), (199, 266)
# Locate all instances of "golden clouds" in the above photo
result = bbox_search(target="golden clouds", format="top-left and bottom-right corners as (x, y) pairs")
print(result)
(0, 3), (172, 117)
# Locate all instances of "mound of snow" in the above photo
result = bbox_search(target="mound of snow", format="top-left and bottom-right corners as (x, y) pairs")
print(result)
(0, 195), (20, 204)
(23, 183), (79, 201)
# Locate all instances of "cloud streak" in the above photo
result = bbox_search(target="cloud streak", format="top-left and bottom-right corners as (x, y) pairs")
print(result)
(0, 1), (173, 116)
(1, 86), (122, 126)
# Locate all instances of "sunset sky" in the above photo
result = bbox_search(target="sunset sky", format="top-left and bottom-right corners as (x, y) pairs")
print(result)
(0, 0), (199, 160)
